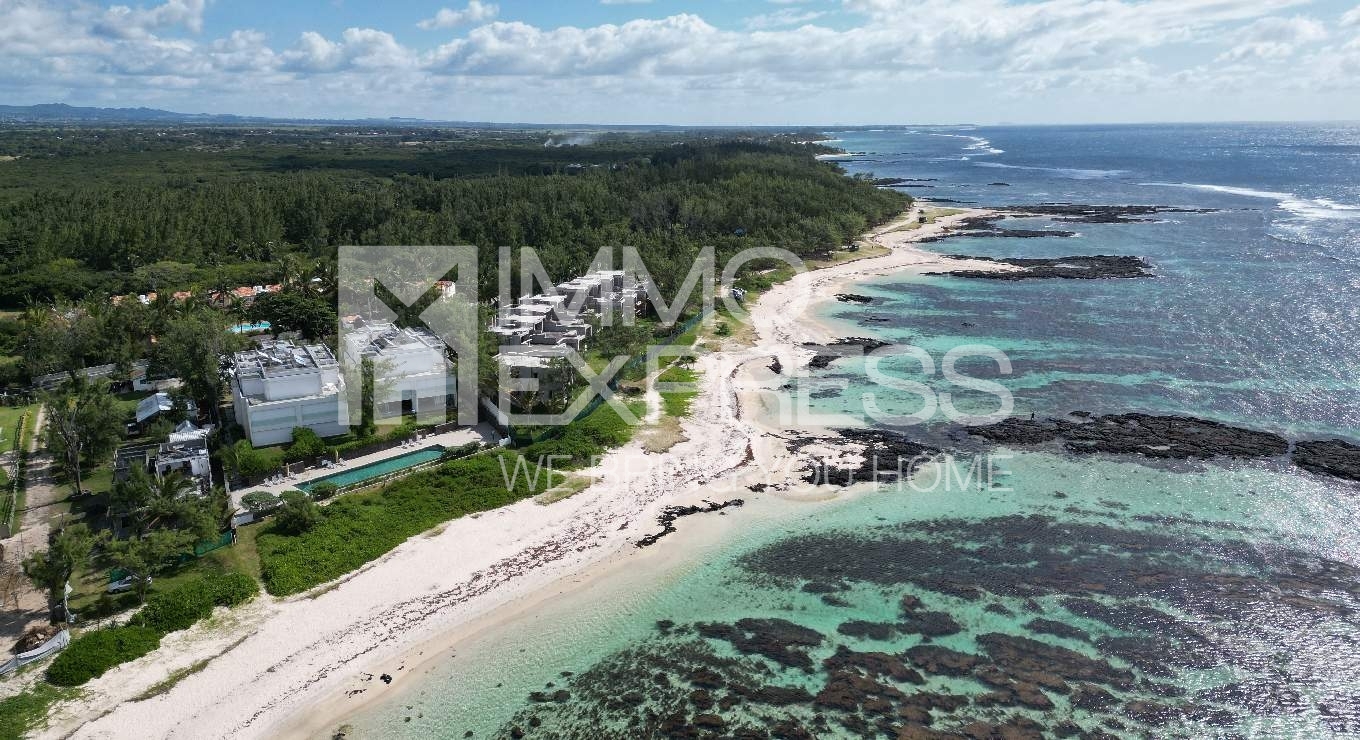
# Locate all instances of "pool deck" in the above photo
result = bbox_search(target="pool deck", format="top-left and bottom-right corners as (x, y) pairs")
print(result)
(230, 424), (499, 511)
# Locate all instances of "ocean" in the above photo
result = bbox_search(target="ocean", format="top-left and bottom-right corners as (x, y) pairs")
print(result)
(350, 124), (1360, 739)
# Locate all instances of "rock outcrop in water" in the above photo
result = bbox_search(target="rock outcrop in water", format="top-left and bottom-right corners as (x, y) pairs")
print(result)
(491, 510), (1360, 739)
(1291, 439), (1360, 481)
(914, 204), (1217, 245)
(929, 254), (1154, 280)
(803, 337), (891, 369)
(1005, 204), (1216, 224)
(919, 214), (1078, 241)
(794, 428), (939, 487)
(968, 412), (1290, 459)
(965, 412), (1360, 483)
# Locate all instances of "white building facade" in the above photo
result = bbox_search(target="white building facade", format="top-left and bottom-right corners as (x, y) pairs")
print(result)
(340, 320), (454, 424)
(231, 340), (348, 447)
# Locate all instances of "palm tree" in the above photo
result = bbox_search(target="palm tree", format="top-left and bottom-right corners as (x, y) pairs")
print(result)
(277, 253), (304, 292)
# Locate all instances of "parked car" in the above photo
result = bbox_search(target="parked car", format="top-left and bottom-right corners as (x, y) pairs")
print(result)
(107, 574), (151, 594)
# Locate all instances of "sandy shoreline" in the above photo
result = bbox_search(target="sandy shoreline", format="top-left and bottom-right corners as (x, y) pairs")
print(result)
(43, 205), (1004, 740)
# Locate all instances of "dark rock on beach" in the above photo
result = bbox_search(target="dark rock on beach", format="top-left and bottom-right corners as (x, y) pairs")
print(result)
(636, 499), (744, 548)
(799, 427), (939, 487)
(835, 293), (876, 304)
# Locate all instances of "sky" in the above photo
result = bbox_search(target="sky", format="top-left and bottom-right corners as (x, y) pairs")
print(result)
(2, 0), (1360, 125)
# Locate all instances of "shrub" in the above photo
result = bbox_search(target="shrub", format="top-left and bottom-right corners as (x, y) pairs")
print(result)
(134, 580), (214, 633)
(441, 442), (482, 461)
(210, 571), (260, 608)
(241, 490), (281, 513)
(132, 572), (260, 633)
(521, 400), (645, 468)
(46, 625), (162, 686)
(231, 440), (284, 480)
(307, 481), (340, 500)
(284, 427), (328, 462)
(274, 491), (322, 535)
(383, 422), (417, 443)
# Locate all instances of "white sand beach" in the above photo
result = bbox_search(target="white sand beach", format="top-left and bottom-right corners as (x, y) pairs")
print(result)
(41, 206), (1008, 740)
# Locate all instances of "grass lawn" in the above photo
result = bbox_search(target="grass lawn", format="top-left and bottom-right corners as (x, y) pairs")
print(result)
(657, 365), (700, 418)
(0, 403), (36, 450)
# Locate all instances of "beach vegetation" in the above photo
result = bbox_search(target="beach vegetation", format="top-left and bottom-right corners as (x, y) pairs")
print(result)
(0, 682), (77, 738)
(45, 624), (163, 686)
(131, 571), (259, 633)
(255, 450), (555, 596)
(657, 365), (700, 418)
(43, 571), (258, 687)
(273, 491), (323, 535)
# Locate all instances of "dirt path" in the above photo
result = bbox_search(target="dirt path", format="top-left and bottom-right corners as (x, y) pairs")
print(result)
(0, 405), (58, 652)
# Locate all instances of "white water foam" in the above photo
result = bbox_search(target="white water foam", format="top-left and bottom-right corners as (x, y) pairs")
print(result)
(975, 162), (1127, 179)
(928, 132), (1004, 155)
(1145, 182), (1360, 221)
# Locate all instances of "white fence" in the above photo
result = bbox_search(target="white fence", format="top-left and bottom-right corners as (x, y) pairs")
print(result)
(0, 629), (70, 676)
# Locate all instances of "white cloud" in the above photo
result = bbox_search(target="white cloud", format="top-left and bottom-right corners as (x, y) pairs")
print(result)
(1342, 5), (1360, 27)
(417, 1), (499, 31)
(284, 28), (417, 71)
(1, 0), (1357, 122)
(745, 8), (825, 29)
(1216, 15), (1327, 62)
(96, 0), (207, 37)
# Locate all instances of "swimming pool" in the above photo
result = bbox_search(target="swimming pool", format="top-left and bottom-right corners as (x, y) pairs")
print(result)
(297, 445), (445, 492)
(230, 320), (272, 334)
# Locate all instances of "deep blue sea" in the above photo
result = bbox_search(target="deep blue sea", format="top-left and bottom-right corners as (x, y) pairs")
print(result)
(811, 124), (1360, 437)
(352, 125), (1360, 740)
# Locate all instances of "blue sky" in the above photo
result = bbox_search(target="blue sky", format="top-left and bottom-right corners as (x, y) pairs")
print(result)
(3, 0), (1360, 125)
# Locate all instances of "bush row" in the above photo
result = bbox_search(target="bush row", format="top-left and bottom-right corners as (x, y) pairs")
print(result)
(257, 451), (548, 596)
(45, 572), (259, 687)
(45, 625), (162, 687)
(132, 572), (260, 633)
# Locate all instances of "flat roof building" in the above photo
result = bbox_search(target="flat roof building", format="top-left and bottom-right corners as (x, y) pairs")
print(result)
(231, 339), (347, 447)
(341, 320), (454, 423)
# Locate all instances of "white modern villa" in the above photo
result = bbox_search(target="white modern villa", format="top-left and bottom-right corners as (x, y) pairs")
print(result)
(230, 339), (348, 447)
(340, 319), (454, 422)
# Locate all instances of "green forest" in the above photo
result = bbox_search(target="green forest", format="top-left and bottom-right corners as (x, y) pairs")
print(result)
(0, 126), (905, 388)
(0, 127), (902, 307)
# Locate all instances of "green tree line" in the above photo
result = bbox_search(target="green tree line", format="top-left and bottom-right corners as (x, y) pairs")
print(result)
(0, 140), (904, 306)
